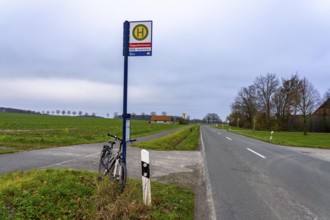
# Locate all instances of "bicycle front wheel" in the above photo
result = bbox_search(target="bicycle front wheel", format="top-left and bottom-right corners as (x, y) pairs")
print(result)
(109, 159), (127, 193)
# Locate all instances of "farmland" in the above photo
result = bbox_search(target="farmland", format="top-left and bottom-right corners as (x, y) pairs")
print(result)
(0, 113), (181, 153)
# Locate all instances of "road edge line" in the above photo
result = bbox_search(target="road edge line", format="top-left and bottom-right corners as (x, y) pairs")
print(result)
(200, 126), (217, 220)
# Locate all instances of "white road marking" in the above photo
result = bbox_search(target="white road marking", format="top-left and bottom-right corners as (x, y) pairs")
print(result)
(247, 148), (266, 159)
(218, 132), (221, 135)
(226, 137), (232, 141)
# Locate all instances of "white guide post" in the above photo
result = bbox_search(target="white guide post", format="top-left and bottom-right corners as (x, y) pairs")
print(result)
(270, 131), (274, 141)
(141, 149), (151, 206)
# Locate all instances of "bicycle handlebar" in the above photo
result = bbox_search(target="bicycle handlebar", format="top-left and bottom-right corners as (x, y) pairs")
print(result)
(108, 133), (119, 140)
(130, 139), (137, 143)
(108, 133), (137, 143)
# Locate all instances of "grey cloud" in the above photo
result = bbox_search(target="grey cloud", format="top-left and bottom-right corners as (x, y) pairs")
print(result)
(1, 0), (330, 119)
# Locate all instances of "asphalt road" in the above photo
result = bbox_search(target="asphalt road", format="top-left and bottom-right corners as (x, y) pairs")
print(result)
(201, 125), (330, 220)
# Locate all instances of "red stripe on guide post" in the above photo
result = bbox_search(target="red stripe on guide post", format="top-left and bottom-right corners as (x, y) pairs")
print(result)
(129, 43), (152, 48)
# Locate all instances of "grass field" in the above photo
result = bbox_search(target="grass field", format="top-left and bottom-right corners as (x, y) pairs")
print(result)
(0, 169), (194, 219)
(233, 130), (330, 149)
(213, 124), (330, 149)
(0, 113), (181, 153)
(134, 125), (200, 151)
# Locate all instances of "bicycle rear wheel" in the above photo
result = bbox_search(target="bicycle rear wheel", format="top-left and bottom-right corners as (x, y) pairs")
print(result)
(98, 149), (112, 180)
(109, 159), (127, 193)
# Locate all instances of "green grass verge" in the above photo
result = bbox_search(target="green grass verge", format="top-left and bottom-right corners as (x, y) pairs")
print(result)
(0, 113), (181, 153)
(0, 169), (194, 220)
(134, 126), (200, 150)
(217, 125), (330, 149)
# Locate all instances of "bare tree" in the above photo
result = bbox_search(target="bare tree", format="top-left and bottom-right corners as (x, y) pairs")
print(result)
(254, 73), (279, 128)
(227, 111), (244, 127)
(62, 110), (66, 116)
(79, 111), (83, 116)
(56, 110), (60, 115)
(231, 85), (258, 128)
(162, 111), (167, 116)
(273, 74), (301, 130)
(203, 113), (220, 124)
(67, 110), (71, 116)
(72, 111), (77, 116)
(297, 77), (320, 135)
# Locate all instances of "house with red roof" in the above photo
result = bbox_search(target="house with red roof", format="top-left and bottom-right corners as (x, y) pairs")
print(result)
(150, 115), (173, 124)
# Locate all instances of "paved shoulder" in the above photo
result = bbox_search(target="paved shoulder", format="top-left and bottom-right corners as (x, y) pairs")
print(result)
(0, 143), (102, 174)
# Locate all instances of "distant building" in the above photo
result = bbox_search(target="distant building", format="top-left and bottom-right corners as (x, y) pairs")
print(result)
(150, 115), (173, 124)
(309, 98), (330, 132)
(313, 98), (330, 116)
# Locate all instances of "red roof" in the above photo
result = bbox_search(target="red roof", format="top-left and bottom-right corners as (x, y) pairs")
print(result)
(150, 115), (172, 121)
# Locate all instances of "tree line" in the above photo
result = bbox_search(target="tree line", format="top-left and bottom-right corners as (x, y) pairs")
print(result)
(37, 110), (98, 117)
(228, 73), (330, 135)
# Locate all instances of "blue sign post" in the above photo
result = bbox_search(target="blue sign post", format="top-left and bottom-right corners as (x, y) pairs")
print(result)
(122, 20), (152, 164)
(122, 21), (129, 164)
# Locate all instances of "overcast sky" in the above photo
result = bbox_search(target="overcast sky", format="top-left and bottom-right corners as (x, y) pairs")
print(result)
(1, 0), (329, 120)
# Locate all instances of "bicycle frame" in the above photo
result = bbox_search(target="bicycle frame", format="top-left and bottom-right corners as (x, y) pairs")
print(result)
(98, 133), (136, 192)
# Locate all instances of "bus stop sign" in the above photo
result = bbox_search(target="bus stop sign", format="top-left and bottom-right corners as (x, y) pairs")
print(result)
(128, 21), (152, 56)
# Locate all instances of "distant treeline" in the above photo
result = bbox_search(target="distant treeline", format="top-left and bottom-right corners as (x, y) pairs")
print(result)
(228, 73), (330, 134)
(0, 107), (37, 114)
(1, 107), (204, 123)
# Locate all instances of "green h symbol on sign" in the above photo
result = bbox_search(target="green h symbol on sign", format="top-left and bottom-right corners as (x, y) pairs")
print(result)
(133, 24), (149, 41)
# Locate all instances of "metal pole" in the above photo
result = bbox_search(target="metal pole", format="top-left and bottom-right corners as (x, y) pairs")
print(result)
(122, 21), (129, 164)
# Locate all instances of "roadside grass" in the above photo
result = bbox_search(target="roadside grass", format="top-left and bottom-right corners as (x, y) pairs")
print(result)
(216, 125), (330, 149)
(0, 113), (181, 153)
(134, 125), (200, 151)
(0, 169), (194, 220)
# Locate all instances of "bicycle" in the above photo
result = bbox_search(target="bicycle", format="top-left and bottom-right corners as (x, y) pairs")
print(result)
(98, 133), (136, 193)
